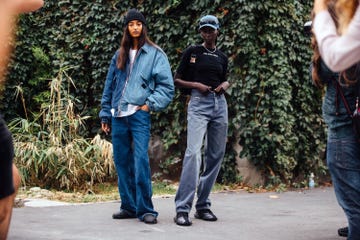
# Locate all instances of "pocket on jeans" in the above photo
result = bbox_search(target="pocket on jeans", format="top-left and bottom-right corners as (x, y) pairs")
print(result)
(336, 140), (360, 170)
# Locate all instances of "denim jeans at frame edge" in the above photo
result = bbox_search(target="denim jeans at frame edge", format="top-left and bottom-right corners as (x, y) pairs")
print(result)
(111, 110), (158, 220)
(327, 126), (360, 240)
(175, 89), (228, 213)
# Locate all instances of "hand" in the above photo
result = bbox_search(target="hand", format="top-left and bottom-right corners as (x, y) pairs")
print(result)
(138, 104), (149, 112)
(214, 81), (229, 95)
(101, 123), (111, 135)
(214, 86), (225, 95)
(313, 0), (328, 14)
(195, 82), (212, 94)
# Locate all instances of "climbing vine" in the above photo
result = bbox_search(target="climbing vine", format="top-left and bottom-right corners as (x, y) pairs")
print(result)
(3, 0), (326, 188)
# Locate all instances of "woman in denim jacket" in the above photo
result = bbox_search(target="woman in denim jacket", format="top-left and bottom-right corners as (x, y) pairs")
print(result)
(311, 4), (360, 237)
(99, 9), (174, 224)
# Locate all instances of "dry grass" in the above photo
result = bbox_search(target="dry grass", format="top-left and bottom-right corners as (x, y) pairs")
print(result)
(10, 67), (116, 191)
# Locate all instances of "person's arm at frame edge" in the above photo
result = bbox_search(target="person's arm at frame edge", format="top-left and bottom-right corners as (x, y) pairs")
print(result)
(313, 0), (360, 72)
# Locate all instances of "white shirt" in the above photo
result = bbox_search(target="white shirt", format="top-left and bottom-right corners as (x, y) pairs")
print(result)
(118, 49), (138, 117)
(314, 6), (360, 72)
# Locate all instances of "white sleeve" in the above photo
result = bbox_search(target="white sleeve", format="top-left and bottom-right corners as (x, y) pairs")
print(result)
(313, 6), (360, 72)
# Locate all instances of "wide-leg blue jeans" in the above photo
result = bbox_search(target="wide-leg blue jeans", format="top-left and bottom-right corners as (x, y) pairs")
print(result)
(175, 90), (228, 213)
(327, 127), (360, 240)
(111, 110), (158, 220)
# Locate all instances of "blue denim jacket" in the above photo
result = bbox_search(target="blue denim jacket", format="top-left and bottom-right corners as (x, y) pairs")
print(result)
(99, 43), (174, 123)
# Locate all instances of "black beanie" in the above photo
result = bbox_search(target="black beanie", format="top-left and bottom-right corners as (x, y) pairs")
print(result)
(124, 9), (146, 26)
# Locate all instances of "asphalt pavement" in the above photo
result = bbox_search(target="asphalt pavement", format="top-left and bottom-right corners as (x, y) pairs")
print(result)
(8, 187), (346, 240)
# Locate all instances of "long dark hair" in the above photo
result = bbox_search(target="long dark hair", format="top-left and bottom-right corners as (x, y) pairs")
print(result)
(311, 0), (337, 88)
(336, 0), (359, 34)
(116, 24), (156, 70)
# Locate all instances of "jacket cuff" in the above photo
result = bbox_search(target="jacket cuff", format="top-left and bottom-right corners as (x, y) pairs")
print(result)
(145, 100), (153, 112)
(101, 117), (110, 124)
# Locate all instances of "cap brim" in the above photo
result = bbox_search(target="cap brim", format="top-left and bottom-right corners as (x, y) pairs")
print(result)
(199, 24), (218, 30)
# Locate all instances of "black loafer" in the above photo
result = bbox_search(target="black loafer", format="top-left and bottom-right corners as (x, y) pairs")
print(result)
(338, 226), (348, 237)
(112, 209), (136, 219)
(143, 213), (157, 224)
(194, 209), (217, 221)
(174, 212), (192, 226)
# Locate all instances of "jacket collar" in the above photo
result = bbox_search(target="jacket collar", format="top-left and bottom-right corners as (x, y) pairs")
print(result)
(140, 43), (153, 54)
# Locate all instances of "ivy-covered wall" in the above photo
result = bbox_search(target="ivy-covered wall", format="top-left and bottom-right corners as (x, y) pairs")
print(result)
(3, 0), (327, 186)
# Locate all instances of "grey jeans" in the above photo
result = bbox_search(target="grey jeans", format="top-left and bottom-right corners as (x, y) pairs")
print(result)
(175, 89), (228, 213)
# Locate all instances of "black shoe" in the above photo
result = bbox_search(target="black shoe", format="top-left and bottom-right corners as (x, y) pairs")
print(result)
(194, 209), (217, 221)
(112, 209), (136, 219)
(338, 226), (348, 237)
(174, 212), (192, 226)
(143, 213), (157, 224)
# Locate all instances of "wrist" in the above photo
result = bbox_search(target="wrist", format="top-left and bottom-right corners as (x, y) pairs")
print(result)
(101, 117), (109, 124)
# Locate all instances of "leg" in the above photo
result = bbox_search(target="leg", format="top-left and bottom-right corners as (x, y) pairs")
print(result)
(175, 92), (211, 213)
(0, 165), (21, 240)
(111, 117), (136, 214)
(327, 131), (360, 240)
(196, 95), (228, 210)
(0, 194), (15, 240)
(129, 110), (158, 220)
(12, 165), (21, 193)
